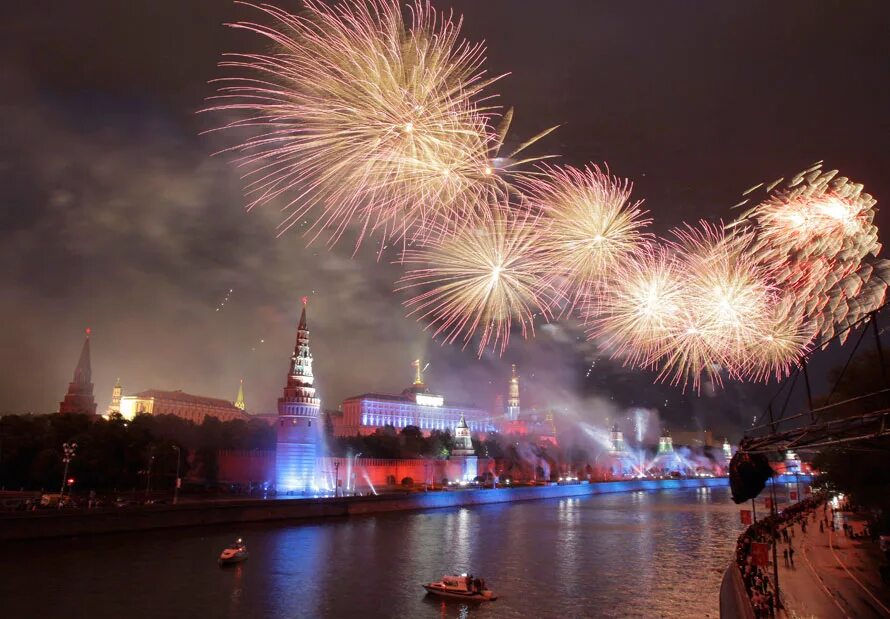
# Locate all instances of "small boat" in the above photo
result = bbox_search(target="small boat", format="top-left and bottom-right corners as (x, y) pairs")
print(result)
(422, 574), (497, 602)
(218, 539), (249, 566)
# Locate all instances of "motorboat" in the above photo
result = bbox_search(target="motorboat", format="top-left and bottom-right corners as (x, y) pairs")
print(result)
(218, 539), (249, 566)
(422, 574), (497, 602)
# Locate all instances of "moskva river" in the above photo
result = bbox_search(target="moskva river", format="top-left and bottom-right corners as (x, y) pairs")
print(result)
(1, 487), (744, 618)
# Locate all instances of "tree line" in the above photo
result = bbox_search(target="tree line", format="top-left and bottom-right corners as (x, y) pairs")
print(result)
(0, 413), (275, 492)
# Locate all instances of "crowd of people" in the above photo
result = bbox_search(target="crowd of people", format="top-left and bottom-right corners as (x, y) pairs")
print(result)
(733, 492), (828, 618)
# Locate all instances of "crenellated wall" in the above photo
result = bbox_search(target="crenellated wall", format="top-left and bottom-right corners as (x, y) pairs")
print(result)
(217, 450), (495, 489)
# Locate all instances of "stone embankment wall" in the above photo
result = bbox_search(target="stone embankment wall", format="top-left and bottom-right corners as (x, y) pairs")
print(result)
(1, 477), (728, 541)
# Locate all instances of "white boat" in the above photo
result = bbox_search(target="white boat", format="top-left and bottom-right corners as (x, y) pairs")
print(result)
(218, 539), (249, 565)
(422, 574), (497, 602)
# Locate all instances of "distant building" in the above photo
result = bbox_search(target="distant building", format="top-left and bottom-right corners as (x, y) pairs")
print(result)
(670, 429), (715, 448)
(59, 328), (98, 415)
(334, 360), (494, 437)
(499, 366), (558, 445)
(119, 389), (249, 423)
(652, 429), (682, 471)
(106, 378), (122, 416)
(275, 298), (322, 492)
(450, 414), (478, 481)
(609, 424), (628, 455)
(451, 415), (475, 456)
(506, 364), (520, 421)
(234, 379), (246, 411)
(723, 438), (733, 461)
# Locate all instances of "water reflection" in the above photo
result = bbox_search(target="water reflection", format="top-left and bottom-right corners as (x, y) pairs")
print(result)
(1, 487), (745, 619)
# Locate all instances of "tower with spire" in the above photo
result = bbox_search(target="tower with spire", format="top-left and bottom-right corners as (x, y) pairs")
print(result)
(234, 379), (246, 411)
(276, 298), (321, 491)
(506, 364), (520, 421)
(59, 328), (98, 415)
(106, 378), (122, 416)
(450, 413), (478, 481)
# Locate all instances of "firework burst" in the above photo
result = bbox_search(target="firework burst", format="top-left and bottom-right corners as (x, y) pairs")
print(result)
(742, 300), (814, 383)
(397, 203), (555, 356)
(732, 163), (887, 346)
(591, 246), (684, 368)
(522, 164), (651, 315)
(206, 0), (503, 250)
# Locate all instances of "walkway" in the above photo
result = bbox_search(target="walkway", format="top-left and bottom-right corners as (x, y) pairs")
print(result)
(777, 510), (890, 618)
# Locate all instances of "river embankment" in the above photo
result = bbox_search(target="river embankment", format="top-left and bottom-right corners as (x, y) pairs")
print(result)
(1, 476), (729, 541)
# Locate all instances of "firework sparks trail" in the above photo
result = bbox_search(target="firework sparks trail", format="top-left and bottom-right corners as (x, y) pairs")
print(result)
(203, 1), (888, 390)
(591, 245), (685, 370)
(592, 224), (786, 392)
(732, 163), (889, 347)
(397, 202), (557, 356)
(648, 224), (772, 390)
(206, 0), (504, 251)
(521, 164), (652, 316)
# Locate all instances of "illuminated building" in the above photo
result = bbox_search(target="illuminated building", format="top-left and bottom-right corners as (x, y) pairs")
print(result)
(506, 364), (520, 421)
(59, 328), (98, 415)
(106, 378), (122, 416)
(656, 430), (674, 456)
(450, 414), (478, 481)
(234, 379), (246, 411)
(784, 450), (801, 474)
(452, 415), (475, 456)
(723, 438), (732, 461)
(334, 360), (494, 437)
(499, 365), (558, 445)
(608, 424), (627, 455)
(275, 298), (321, 492)
(119, 389), (248, 423)
(605, 424), (635, 477)
(653, 429), (681, 472)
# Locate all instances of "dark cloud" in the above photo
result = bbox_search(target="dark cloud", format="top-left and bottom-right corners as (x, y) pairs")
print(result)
(2, 1), (888, 440)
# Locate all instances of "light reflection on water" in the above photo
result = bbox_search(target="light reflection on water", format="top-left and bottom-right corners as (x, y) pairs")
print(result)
(1, 487), (743, 619)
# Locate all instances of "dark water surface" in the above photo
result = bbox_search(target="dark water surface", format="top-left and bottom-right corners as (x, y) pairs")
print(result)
(1, 487), (744, 619)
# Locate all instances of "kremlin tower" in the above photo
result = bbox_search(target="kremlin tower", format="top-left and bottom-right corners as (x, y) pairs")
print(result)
(59, 328), (98, 415)
(276, 298), (321, 492)
(234, 379), (246, 411)
(450, 413), (478, 481)
(106, 378), (122, 416)
(506, 364), (520, 421)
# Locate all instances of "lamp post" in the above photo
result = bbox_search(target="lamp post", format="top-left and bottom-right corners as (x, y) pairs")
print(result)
(59, 442), (77, 509)
(172, 445), (181, 505)
(144, 447), (155, 501)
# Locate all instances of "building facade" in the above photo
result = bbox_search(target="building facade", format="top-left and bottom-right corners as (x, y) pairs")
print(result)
(275, 298), (322, 492)
(334, 361), (494, 437)
(59, 328), (98, 415)
(119, 389), (249, 423)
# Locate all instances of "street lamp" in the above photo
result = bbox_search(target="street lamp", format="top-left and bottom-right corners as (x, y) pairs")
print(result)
(172, 445), (181, 505)
(144, 447), (155, 501)
(59, 442), (77, 508)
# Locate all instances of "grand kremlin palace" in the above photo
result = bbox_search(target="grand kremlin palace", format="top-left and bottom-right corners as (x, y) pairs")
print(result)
(332, 364), (495, 437)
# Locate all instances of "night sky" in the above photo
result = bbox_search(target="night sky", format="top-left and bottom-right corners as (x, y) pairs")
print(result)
(3, 1), (889, 439)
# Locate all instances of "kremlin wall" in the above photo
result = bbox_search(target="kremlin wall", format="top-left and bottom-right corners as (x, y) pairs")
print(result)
(56, 300), (736, 494)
